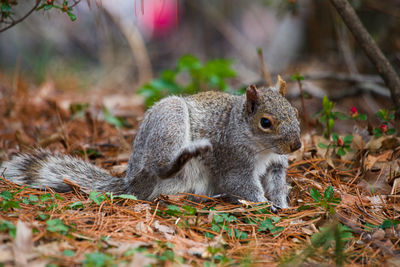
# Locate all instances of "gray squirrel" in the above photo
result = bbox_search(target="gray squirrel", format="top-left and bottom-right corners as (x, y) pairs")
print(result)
(1, 76), (301, 208)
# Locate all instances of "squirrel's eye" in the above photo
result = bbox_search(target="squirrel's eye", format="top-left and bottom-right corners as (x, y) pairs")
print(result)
(260, 117), (272, 129)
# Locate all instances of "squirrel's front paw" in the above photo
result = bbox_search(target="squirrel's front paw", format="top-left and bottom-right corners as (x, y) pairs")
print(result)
(179, 139), (212, 164)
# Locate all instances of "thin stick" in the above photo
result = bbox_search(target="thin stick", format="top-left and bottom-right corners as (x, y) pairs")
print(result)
(296, 79), (309, 132)
(0, 0), (41, 33)
(257, 48), (272, 86)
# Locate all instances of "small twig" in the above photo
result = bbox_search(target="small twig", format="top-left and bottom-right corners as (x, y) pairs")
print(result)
(296, 78), (309, 133)
(70, 0), (82, 8)
(257, 48), (272, 86)
(0, 0), (41, 33)
(302, 72), (383, 84)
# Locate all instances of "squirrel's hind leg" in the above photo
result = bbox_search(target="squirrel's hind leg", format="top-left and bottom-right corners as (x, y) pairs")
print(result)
(140, 96), (212, 179)
(157, 139), (212, 179)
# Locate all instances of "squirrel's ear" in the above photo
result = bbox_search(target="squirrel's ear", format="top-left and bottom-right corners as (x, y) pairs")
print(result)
(274, 75), (286, 96)
(245, 85), (260, 114)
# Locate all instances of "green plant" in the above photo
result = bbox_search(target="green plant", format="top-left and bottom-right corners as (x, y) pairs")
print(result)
(349, 106), (367, 121)
(318, 133), (353, 156)
(0, 190), (21, 211)
(281, 222), (353, 266)
(299, 186), (341, 214)
(162, 204), (197, 217)
(69, 103), (89, 119)
(138, 54), (236, 107)
(63, 250), (76, 257)
(0, 220), (16, 238)
(206, 212), (247, 240)
(103, 107), (130, 128)
(46, 218), (70, 235)
(310, 223), (353, 266)
(68, 201), (84, 210)
(316, 96), (348, 138)
(204, 246), (233, 266)
(258, 216), (284, 234)
(36, 0), (78, 21)
(83, 252), (115, 267)
(89, 191), (107, 205)
(373, 109), (396, 137)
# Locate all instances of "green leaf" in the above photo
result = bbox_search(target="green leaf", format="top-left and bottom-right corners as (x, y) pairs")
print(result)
(310, 188), (322, 202)
(67, 11), (77, 21)
(37, 213), (50, 221)
(115, 194), (137, 200)
(46, 219), (69, 235)
(1, 3), (11, 12)
(334, 112), (348, 120)
(324, 186), (334, 201)
(165, 205), (182, 217)
(211, 224), (220, 232)
(0, 220), (16, 238)
(54, 193), (64, 201)
(178, 54), (202, 70)
(89, 191), (106, 205)
(343, 134), (353, 144)
(318, 142), (329, 149)
(258, 218), (274, 232)
(376, 109), (387, 121)
(331, 133), (339, 142)
(84, 252), (114, 267)
(297, 205), (312, 211)
(44, 4), (53, 10)
(337, 147), (346, 156)
(68, 201), (84, 210)
(160, 69), (177, 82)
(63, 250), (75, 257)
(234, 228), (248, 239)
(270, 226), (284, 234)
(103, 107), (130, 128)
(290, 73), (304, 81)
(205, 232), (214, 239)
(182, 205), (197, 215)
(39, 193), (53, 202)
(328, 119), (334, 131)
(356, 114), (367, 121)
(0, 191), (13, 201)
(373, 128), (382, 137)
(387, 128), (396, 135)
(380, 219), (400, 229)
(322, 96), (330, 110)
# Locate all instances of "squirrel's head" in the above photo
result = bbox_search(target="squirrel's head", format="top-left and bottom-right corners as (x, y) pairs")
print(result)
(244, 76), (301, 155)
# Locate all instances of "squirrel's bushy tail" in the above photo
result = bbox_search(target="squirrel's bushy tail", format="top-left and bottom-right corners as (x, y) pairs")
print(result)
(0, 150), (126, 193)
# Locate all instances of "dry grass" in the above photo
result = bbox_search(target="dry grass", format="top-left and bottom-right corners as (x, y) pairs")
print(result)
(0, 84), (399, 266)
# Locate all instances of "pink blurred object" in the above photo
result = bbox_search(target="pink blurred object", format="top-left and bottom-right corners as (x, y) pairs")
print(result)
(136, 0), (178, 38)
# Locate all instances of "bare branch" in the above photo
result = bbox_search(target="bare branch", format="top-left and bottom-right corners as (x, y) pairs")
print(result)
(329, 0), (400, 120)
(0, 0), (41, 33)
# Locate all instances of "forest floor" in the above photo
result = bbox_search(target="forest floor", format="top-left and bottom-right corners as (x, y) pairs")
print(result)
(0, 81), (399, 266)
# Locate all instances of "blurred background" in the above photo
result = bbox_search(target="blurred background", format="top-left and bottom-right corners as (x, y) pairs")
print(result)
(0, 0), (399, 132)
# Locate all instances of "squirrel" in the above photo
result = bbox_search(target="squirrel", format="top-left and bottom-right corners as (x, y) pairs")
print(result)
(1, 76), (301, 208)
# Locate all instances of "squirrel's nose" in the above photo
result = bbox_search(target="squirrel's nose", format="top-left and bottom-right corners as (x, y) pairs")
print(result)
(290, 139), (302, 152)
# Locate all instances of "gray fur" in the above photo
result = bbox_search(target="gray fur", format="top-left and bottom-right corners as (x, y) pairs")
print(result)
(1, 85), (301, 207)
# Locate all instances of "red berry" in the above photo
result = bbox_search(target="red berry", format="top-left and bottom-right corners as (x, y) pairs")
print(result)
(350, 106), (358, 117)
(337, 138), (344, 146)
(380, 124), (388, 133)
